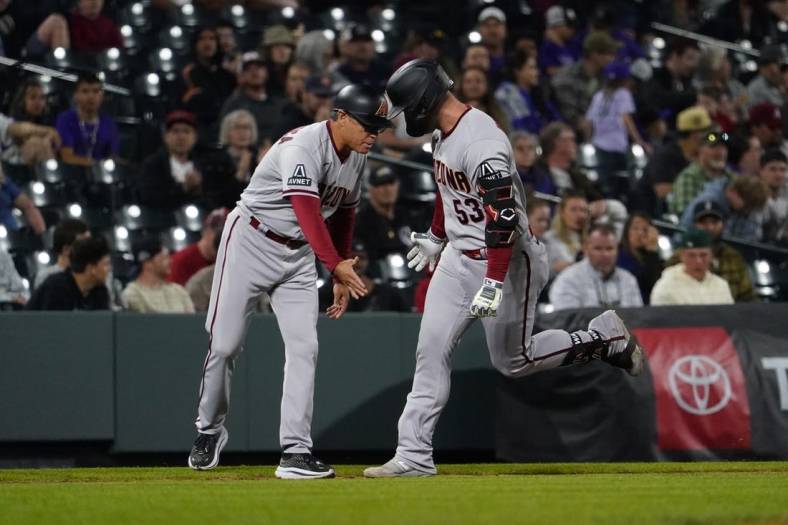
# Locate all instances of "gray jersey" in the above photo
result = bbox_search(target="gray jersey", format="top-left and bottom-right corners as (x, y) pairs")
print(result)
(239, 120), (364, 240)
(431, 107), (528, 251)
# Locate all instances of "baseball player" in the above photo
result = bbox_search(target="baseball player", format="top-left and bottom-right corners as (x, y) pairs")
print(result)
(364, 60), (644, 478)
(188, 84), (391, 479)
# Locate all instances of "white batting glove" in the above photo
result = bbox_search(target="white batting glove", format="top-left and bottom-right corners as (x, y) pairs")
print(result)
(469, 278), (503, 318)
(407, 231), (445, 272)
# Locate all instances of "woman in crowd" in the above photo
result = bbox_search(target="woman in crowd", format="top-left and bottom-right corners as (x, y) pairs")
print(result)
(543, 190), (590, 276)
(511, 131), (557, 196)
(3, 79), (55, 165)
(456, 66), (509, 132)
(617, 212), (663, 304)
(218, 109), (258, 184)
(495, 49), (560, 134)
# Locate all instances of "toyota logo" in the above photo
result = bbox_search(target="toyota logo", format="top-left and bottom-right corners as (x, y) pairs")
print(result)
(668, 355), (732, 415)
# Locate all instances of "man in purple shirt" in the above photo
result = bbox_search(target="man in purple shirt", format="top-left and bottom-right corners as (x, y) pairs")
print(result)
(56, 72), (119, 167)
(539, 5), (579, 77)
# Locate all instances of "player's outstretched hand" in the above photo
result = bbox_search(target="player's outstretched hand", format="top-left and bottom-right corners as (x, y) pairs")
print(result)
(327, 283), (350, 320)
(407, 231), (445, 272)
(333, 257), (368, 299)
(469, 278), (503, 318)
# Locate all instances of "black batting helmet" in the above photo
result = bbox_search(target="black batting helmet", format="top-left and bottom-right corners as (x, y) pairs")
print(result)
(332, 84), (392, 133)
(385, 59), (454, 137)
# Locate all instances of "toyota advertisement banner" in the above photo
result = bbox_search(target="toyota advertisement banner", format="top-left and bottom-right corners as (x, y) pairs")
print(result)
(496, 304), (788, 462)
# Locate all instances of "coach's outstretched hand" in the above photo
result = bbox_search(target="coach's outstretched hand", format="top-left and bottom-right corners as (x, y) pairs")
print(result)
(407, 231), (445, 272)
(327, 283), (350, 320)
(333, 257), (368, 299)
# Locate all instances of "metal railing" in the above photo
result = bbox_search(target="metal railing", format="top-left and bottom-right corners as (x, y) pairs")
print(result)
(0, 57), (131, 96)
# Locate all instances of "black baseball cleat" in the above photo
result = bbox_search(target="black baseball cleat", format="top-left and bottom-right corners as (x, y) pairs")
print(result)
(588, 310), (645, 377)
(275, 452), (336, 479)
(188, 427), (228, 470)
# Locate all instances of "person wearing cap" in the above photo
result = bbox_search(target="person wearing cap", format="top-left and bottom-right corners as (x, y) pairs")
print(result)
(354, 165), (411, 264)
(122, 237), (195, 314)
(551, 31), (618, 130)
(631, 106), (712, 216)
(182, 27), (237, 143)
(539, 5), (578, 77)
(749, 102), (784, 149)
(670, 131), (736, 215)
(650, 228), (734, 305)
(640, 38), (700, 118)
(747, 44), (786, 109)
(585, 60), (650, 197)
(33, 218), (90, 290)
(274, 73), (335, 140)
(667, 199), (755, 302)
(680, 168), (770, 240)
(495, 49), (560, 135)
(259, 24), (296, 98)
(139, 111), (205, 212)
(169, 208), (228, 286)
(477, 6), (508, 81)
(220, 51), (284, 148)
(333, 23), (389, 93)
(760, 148), (788, 244)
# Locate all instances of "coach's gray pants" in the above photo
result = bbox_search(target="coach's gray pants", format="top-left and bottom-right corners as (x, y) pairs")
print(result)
(195, 207), (319, 454)
(395, 238), (600, 473)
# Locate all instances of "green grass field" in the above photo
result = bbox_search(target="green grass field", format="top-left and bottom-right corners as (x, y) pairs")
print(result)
(1, 462), (787, 525)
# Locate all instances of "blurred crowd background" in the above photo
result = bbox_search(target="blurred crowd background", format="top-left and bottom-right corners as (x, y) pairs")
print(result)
(1, 0), (788, 314)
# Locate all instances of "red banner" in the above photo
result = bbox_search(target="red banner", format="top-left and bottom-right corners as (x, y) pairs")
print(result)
(634, 327), (751, 451)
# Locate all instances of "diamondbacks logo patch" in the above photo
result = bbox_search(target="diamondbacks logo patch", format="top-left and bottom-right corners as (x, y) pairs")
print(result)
(287, 164), (312, 186)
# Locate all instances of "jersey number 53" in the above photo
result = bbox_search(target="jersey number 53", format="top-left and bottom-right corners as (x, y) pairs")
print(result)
(452, 198), (484, 225)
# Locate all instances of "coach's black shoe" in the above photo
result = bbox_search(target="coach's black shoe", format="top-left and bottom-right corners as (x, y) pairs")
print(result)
(188, 427), (228, 470)
(275, 452), (335, 479)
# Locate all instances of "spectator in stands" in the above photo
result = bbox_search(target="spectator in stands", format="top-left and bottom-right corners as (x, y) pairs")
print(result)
(169, 207), (227, 286)
(219, 109), (257, 185)
(216, 20), (241, 75)
(22, 10), (70, 59)
(457, 66), (509, 132)
(139, 111), (203, 211)
(0, 164), (45, 235)
(495, 49), (560, 135)
(696, 47), (747, 123)
(681, 175), (769, 240)
(3, 79), (55, 165)
(727, 133), (762, 178)
(182, 26), (237, 142)
(543, 190), (589, 275)
(526, 197), (551, 241)
(461, 43), (490, 74)
(538, 5), (578, 77)
(295, 30), (335, 75)
(0, 245), (28, 309)
(584, 60), (650, 197)
(284, 61), (311, 105)
(701, 0), (774, 49)
(393, 29), (457, 81)
(537, 122), (602, 201)
(274, 73), (333, 140)
(640, 38), (700, 118)
(56, 72), (118, 167)
(354, 165), (410, 264)
(651, 228), (734, 305)
(631, 106), (711, 216)
(67, 0), (122, 53)
(668, 200), (755, 302)
(512, 131), (554, 195)
(333, 24), (388, 92)
(476, 6), (507, 83)
(26, 235), (111, 310)
(122, 236), (194, 313)
(220, 51), (282, 148)
(748, 102), (784, 150)
(617, 212), (663, 304)
(552, 31), (618, 130)
(747, 44), (786, 109)
(697, 85), (736, 134)
(260, 24), (295, 97)
(34, 217), (89, 288)
(549, 223), (642, 310)
(760, 148), (788, 245)
(670, 131), (734, 216)
(637, 107), (669, 150)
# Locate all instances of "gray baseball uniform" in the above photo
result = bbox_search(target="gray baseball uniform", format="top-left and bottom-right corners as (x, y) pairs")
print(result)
(395, 107), (606, 473)
(195, 120), (364, 454)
